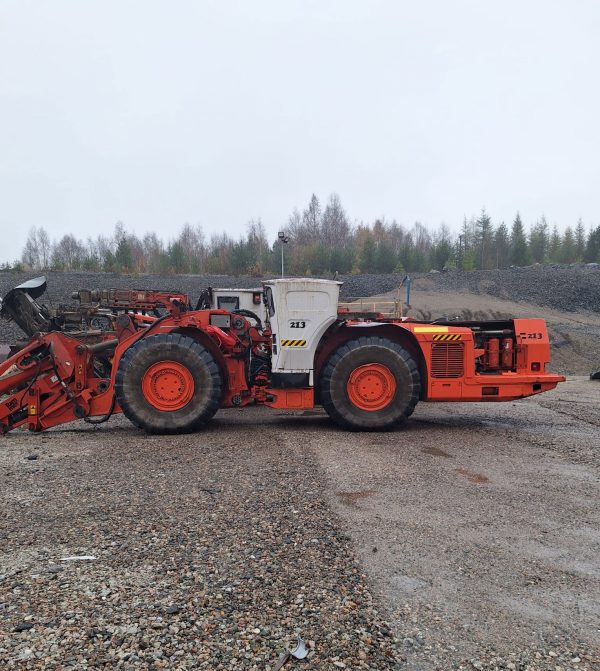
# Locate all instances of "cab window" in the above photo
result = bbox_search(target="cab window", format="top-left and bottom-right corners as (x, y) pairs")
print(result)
(264, 287), (275, 317)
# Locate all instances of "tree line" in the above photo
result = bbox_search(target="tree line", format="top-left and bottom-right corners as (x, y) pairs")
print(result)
(10, 193), (600, 276)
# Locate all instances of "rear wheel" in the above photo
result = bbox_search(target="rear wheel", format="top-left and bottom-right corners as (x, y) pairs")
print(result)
(115, 333), (223, 434)
(319, 336), (420, 430)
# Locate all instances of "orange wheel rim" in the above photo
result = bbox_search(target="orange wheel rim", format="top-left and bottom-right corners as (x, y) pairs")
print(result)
(141, 361), (195, 411)
(347, 363), (396, 411)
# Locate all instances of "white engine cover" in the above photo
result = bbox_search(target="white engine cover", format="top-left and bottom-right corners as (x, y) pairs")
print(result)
(263, 279), (341, 379)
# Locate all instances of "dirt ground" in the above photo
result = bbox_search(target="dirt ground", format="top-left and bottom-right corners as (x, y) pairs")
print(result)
(1, 378), (599, 670)
(314, 377), (600, 669)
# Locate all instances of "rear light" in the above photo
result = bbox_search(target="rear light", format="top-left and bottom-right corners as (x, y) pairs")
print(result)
(531, 362), (540, 372)
(482, 386), (499, 396)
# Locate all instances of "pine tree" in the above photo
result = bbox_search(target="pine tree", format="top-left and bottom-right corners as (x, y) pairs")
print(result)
(548, 224), (561, 262)
(360, 235), (376, 272)
(330, 246), (353, 274)
(510, 213), (529, 266)
(375, 241), (397, 273)
(584, 226), (600, 263)
(494, 223), (510, 268)
(476, 209), (494, 269)
(306, 242), (329, 274)
(529, 216), (549, 263)
(561, 227), (576, 263)
(115, 237), (134, 272)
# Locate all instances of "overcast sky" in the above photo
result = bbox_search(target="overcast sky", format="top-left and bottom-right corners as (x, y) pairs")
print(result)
(1, 0), (598, 262)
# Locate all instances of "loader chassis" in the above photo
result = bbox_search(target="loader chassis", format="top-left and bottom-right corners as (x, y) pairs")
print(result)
(0, 277), (564, 434)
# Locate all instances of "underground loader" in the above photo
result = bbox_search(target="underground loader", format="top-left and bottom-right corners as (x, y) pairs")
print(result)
(0, 276), (565, 434)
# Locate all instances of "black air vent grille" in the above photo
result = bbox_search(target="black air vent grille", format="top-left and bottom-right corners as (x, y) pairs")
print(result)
(431, 343), (464, 378)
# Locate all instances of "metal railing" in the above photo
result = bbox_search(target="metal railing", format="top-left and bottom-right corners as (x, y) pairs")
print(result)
(338, 297), (405, 319)
(338, 277), (411, 319)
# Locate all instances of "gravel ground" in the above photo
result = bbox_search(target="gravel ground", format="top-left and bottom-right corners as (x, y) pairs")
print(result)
(310, 378), (600, 670)
(0, 414), (398, 670)
(1, 381), (599, 670)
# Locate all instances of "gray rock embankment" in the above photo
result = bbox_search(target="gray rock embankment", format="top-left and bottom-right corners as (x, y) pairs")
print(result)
(417, 265), (600, 313)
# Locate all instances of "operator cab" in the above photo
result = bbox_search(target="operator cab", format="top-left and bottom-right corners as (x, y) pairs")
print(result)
(205, 279), (341, 386)
(263, 279), (341, 385)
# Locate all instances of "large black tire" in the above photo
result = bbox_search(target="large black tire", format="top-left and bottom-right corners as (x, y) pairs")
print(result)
(319, 336), (420, 431)
(115, 333), (223, 434)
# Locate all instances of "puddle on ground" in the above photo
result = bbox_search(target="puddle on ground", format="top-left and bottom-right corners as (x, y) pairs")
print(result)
(422, 446), (452, 458)
(336, 490), (375, 506)
(455, 468), (489, 484)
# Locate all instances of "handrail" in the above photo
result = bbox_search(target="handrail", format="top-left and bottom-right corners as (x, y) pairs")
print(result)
(338, 300), (404, 318)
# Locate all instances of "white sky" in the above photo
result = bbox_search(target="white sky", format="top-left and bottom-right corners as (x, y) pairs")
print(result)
(1, 0), (599, 262)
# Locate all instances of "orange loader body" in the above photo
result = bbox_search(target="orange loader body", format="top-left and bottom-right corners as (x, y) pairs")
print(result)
(0, 277), (564, 435)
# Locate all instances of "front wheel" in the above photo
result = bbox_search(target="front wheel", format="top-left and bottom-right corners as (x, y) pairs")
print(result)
(319, 336), (420, 430)
(115, 333), (223, 434)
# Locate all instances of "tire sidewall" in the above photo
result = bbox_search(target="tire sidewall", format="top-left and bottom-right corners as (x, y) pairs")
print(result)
(323, 338), (420, 430)
(116, 335), (222, 433)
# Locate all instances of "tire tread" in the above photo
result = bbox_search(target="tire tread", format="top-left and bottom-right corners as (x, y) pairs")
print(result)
(320, 336), (420, 431)
(115, 333), (222, 434)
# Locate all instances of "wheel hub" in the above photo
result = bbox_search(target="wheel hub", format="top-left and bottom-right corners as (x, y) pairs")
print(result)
(347, 363), (396, 411)
(141, 361), (195, 411)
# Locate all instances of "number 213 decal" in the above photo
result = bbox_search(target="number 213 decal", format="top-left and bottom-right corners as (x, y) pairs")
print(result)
(290, 321), (306, 328)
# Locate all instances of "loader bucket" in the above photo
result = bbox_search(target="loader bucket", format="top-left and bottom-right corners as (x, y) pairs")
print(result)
(0, 276), (52, 337)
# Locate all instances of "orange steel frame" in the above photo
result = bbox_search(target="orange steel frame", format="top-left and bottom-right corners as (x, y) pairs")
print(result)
(402, 318), (563, 401)
(0, 307), (564, 434)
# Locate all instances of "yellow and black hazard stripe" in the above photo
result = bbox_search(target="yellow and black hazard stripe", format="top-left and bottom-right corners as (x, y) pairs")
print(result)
(432, 333), (462, 341)
(281, 339), (307, 347)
